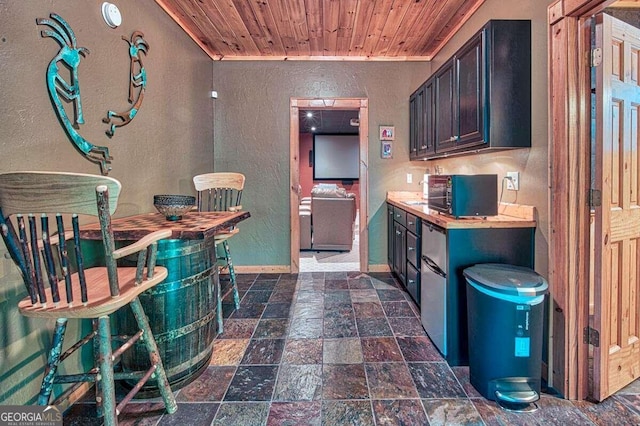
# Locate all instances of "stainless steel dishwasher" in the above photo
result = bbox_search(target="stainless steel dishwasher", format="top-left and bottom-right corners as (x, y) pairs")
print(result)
(421, 222), (447, 356)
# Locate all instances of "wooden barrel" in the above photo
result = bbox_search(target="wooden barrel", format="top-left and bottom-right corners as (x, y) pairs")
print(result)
(116, 237), (218, 397)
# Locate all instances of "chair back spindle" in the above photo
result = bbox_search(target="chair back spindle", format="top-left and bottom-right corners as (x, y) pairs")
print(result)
(193, 172), (245, 213)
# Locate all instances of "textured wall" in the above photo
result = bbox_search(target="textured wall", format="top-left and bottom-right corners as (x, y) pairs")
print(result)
(0, 0), (213, 403)
(212, 61), (432, 267)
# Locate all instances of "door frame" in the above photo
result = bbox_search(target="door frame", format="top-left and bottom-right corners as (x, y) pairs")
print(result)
(548, 0), (619, 400)
(289, 98), (369, 274)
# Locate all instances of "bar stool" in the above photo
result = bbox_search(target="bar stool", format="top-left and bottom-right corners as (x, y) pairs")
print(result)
(0, 171), (177, 425)
(192, 172), (244, 333)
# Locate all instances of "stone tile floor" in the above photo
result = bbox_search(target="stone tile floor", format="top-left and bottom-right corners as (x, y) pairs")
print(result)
(65, 272), (640, 425)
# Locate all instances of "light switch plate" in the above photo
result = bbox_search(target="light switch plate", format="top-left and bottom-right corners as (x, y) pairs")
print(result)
(407, 173), (413, 184)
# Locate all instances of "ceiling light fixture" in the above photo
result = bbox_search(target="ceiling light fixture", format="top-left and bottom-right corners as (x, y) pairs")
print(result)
(306, 112), (313, 118)
(311, 126), (317, 131)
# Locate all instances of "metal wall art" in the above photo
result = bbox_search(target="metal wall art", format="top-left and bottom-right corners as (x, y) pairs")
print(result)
(103, 31), (149, 137)
(36, 14), (113, 174)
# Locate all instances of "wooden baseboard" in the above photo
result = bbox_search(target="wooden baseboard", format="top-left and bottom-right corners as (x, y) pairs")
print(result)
(230, 265), (390, 274)
(367, 264), (391, 273)
(231, 265), (291, 274)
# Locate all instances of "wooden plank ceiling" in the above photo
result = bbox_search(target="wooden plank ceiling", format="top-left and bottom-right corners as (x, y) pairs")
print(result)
(155, 0), (486, 60)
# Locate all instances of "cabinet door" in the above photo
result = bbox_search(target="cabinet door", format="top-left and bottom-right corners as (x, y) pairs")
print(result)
(435, 60), (457, 152)
(387, 205), (394, 266)
(455, 31), (485, 148)
(393, 222), (406, 285)
(406, 230), (420, 269)
(409, 85), (425, 159)
(421, 78), (435, 157)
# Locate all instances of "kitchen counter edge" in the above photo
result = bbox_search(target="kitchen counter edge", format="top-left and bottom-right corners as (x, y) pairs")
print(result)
(386, 195), (536, 230)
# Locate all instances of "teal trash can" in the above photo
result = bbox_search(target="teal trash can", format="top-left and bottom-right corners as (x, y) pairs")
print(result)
(463, 264), (548, 409)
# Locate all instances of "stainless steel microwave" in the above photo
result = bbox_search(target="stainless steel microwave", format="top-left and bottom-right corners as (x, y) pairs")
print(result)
(427, 174), (498, 218)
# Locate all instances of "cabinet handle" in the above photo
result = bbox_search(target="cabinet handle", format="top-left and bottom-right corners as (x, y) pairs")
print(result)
(408, 221), (414, 225)
(421, 145), (427, 149)
(408, 246), (415, 251)
(396, 231), (401, 235)
(408, 279), (415, 284)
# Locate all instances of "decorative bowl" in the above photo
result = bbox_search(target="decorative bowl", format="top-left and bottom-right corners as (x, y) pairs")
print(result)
(153, 195), (196, 221)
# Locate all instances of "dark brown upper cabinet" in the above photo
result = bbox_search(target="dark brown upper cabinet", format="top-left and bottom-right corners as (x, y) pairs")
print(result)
(410, 79), (435, 159)
(411, 20), (531, 160)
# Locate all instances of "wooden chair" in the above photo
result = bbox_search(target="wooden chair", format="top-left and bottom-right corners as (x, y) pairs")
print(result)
(0, 171), (177, 425)
(192, 172), (244, 333)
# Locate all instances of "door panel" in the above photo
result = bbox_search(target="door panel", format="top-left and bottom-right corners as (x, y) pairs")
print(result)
(594, 13), (640, 401)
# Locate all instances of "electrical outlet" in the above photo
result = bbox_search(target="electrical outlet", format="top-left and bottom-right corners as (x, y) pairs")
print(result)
(506, 171), (520, 191)
(406, 173), (413, 184)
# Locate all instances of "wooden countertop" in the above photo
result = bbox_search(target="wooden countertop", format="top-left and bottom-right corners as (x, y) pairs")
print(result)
(387, 191), (536, 229)
(80, 210), (250, 240)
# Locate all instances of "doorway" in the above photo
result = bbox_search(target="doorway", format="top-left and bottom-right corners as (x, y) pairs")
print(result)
(289, 98), (369, 274)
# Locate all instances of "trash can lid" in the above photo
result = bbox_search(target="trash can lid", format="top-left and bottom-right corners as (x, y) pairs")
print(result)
(463, 263), (548, 297)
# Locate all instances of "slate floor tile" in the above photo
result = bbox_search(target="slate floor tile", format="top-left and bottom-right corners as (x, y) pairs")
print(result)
(267, 401), (321, 426)
(450, 366), (483, 398)
(573, 395), (640, 425)
(324, 302), (353, 319)
(224, 365), (278, 401)
(382, 301), (416, 317)
(365, 362), (419, 399)
(262, 302), (292, 318)
(158, 402), (219, 425)
(422, 399), (483, 425)
(322, 400), (375, 426)
(323, 338), (363, 364)
(353, 301), (385, 318)
(361, 337), (404, 362)
(376, 289), (407, 301)
(217, 319), (258, 339)
(348, 277), (373, 289)
(209, 339), (249, 366)
(325, 279), (349, 290)
(213, 402), (270, 426)
(251, 280), (278, 291)
(372, 399), (428, 426)
(289, 318), (324, 338)
(269, 290), (296, 303)
(273, 364), (322, 401)
(297, 290), (324, 304)
(396, 336), (442, 361)
(324, 315), (358, 338)
(388, 317), (427, 337)
(282, 339), (323, 365)
(240, 338), (285, 365)
(324, 290), (351, 304)
(253, 318), (289, 338)
(293, 302), (325, 319)
(230, 302), (266, 319)
(408, 362), (466, 398)
(350, 289), (380, 303)
(322, 364), (369, 400)
(242, 290), (273, 303)
(356, 317), (394, 337)
(176, 366), (235, 401)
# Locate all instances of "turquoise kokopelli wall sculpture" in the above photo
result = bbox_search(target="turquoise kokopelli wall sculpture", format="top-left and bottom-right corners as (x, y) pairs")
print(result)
(103, 31), (149, 137)
(36, 13), (113, 175)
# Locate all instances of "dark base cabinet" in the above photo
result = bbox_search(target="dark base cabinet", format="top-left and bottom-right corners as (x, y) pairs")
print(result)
(440, 227), (535, 366)
(387, 204), (421, 306)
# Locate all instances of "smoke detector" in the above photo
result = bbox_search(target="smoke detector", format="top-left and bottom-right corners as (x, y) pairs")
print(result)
(102, 2), (122, 28)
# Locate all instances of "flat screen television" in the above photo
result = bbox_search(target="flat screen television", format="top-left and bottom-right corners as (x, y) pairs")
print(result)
(313, 134), (359, 180)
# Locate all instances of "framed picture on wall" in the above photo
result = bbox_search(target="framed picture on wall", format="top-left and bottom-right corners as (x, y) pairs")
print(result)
(379, 125), (395, 141)
(381, 141), (392, 159)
